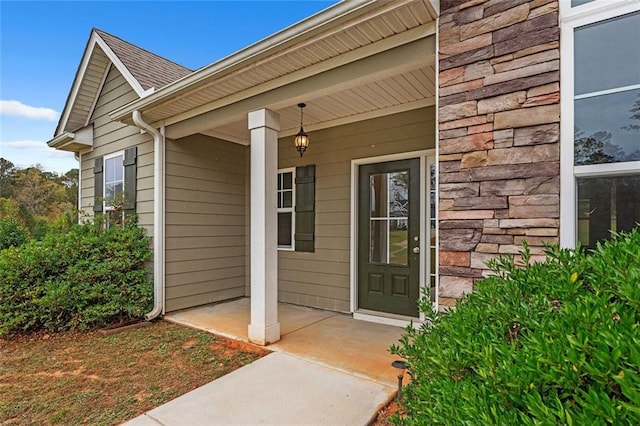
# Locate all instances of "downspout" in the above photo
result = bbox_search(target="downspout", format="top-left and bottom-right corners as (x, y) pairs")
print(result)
(132, 110), (165, 320)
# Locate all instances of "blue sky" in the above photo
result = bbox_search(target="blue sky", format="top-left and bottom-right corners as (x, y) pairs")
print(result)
(0, 0), (337, 174)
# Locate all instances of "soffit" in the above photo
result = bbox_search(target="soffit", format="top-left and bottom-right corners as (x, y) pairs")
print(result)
(205, 65), (436, 144)
(58, 46), (111, 135)
(116, 0), (436, 129)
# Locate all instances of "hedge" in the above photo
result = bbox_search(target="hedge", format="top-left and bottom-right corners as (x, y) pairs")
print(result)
(392, 229), (640, 424)
(0, 220), (153, 335)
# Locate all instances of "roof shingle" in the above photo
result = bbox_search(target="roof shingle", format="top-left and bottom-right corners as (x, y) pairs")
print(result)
(95, 29), (192, 91)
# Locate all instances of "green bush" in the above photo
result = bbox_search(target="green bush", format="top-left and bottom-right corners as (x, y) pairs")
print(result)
(0, 220), (153, 335)
(0, 216), (30, 250)
(392, 229), (640, 424)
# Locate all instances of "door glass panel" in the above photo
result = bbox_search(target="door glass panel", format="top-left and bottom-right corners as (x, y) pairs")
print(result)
(370, 220), (388, 264)
(370, 174), (388, 218)
(574, 89), (640, 165)
(369, 169), (411, 265)
(389, 219), (408, 265)
(389, 172), (409, 217)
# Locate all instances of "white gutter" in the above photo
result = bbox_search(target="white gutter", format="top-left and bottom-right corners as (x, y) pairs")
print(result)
(132, 110), (165, 320)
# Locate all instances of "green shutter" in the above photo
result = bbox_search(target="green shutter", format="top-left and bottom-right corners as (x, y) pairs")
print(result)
(295, 165), (315, 252)
(93, 157), (103, 212)
(123, 147), (137, 212)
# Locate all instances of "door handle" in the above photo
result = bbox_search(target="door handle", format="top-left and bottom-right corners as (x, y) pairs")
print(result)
(412, 247), (420, 254)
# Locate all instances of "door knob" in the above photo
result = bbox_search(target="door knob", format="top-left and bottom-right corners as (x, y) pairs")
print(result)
(412, 247), (420, 254)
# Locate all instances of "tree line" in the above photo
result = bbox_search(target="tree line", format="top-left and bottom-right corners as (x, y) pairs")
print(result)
(0, 157), (78, 240)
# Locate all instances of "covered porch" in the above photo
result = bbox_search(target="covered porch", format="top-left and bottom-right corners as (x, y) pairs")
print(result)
(110, 0), (438, 346)
(165, 298), (405, 386)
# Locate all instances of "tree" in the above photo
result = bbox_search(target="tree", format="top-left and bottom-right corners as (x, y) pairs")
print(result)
(0, 158), (16, 198)
(60, 168), (79, 210)
(621, 92), (640, 132)
(9, 167), (71, 219)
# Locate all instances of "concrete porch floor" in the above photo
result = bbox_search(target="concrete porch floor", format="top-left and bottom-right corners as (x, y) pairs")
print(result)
(165, 297), (405, 387)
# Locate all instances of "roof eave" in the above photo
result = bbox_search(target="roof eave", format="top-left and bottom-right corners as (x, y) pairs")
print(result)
(109, 0), (381, 123)
(47, 126), (94, 153)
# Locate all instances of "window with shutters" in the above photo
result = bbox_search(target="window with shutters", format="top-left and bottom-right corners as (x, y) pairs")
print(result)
(277, 165), (315, 252)
(94, 147), (137, 228)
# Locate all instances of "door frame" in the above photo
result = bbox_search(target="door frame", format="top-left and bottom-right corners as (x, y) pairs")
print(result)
(350, 149), (436, 326)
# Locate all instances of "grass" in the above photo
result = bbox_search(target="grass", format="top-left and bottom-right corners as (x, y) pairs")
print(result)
(0, 321), (269, 425)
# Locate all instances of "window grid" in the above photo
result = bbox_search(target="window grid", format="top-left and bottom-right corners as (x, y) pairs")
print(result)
(103, 151), (125, 228)
(277, 169), (295, 250)
(560, 1), (640, 246)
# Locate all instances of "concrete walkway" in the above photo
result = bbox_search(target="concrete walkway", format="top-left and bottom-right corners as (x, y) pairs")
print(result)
(124, 299), (405, 425)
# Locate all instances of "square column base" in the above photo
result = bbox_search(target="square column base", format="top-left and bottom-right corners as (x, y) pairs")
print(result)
(248, 322), (281, 346)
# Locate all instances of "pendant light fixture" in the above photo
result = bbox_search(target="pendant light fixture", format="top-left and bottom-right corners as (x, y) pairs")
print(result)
(294, 103), (309, 157)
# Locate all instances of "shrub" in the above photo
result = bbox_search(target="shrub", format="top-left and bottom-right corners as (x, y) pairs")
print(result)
(0, 216), (30, 250)
(0, 220), (153, 335)
(392, 229), (640, 424)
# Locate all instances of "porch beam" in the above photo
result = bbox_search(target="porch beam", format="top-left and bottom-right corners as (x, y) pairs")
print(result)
(248, 108), (281, 346)
(165, 37), (435, 140)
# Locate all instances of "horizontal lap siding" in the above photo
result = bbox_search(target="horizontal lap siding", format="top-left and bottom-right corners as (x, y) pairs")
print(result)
(277, 107), (435, 312)
(164, 134), (247, 312)
(80, 66), (154, 238)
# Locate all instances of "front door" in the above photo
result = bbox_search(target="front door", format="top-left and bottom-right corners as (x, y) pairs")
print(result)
(358, 159), (420, 317)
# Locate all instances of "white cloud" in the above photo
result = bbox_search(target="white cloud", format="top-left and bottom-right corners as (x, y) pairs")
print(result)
(0, 100), (59, 121)
(0, 140), (73, 158)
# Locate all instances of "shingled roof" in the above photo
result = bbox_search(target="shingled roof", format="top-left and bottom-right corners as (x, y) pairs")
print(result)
(52, 28), (194, 137)
(95, 29), (192, 91)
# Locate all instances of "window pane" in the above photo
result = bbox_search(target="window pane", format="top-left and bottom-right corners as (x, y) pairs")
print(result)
(282, 172), (292, 190)
(389, 219), (408, 265)
(370, 174), (388, 218)
(105, 182), (123, 205)
(282, 191), (293, 208)
(389, 172), (409, 217)
(572, 0), (594, 7)
(574, 89), (640, 165)
(370, 220), (388, 264)
(105, 156), (123, 183)
(107, 209), (124, 229)
(278, 212), (292, 247)
(577, 175), (640, 249)
(575, 12), (640, 95)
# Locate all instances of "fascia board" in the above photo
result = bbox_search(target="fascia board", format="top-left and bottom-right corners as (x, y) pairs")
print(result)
(109, 0), (388, 122)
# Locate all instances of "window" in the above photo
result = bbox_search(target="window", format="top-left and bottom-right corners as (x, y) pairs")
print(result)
(277, 169), (295, 250)
(560, 1), (640, 247)
(276, 165), (316, 253)
(93, 147), (137, 227)
(104, 152), (125, 228)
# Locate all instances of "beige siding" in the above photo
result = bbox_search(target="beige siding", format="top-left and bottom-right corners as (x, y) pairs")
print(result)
(164, 134), (247, 312)
(277, 107), (435, 312)
(79, 65), (154, 237)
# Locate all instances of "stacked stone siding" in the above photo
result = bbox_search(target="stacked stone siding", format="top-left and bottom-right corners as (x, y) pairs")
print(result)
(438, 0), (560, 308)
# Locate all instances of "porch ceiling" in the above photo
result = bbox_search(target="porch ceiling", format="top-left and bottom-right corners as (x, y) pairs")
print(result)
(203, 64), (436, 144)
(111, 0), (437, 143)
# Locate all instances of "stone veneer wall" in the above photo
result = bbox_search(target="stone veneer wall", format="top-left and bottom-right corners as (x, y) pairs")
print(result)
(437, 0), (561, 309)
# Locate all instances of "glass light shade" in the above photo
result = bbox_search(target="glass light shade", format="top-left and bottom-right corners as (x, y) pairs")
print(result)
(294, 128), (309, 157)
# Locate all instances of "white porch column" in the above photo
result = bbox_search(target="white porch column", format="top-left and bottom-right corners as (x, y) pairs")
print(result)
(248, 108), (281, 345)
